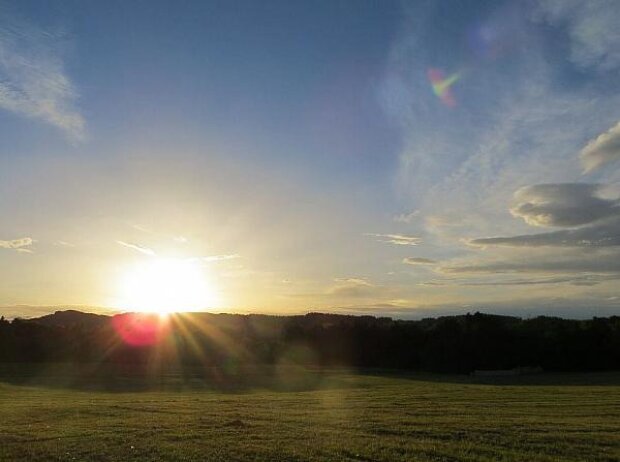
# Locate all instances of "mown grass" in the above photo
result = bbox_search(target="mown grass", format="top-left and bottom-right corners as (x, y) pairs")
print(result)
(0, 368), (619, 461)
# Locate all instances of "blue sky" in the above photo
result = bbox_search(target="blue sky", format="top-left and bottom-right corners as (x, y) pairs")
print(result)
(1, 0), (620, 319)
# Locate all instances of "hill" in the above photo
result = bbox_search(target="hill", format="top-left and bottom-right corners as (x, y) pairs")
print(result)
(26, 309), (110, 329)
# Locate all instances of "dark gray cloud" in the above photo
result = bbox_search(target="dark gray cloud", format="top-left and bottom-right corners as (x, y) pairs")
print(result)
(470, 182), (620, 248)
(441, 251), (620, 275)
(450, 180), (620, 276)
(470, 217), (620, 248)
(421, 274), (620, 287)
(510, 183), (619, 227)
(580, 120), (620, 172)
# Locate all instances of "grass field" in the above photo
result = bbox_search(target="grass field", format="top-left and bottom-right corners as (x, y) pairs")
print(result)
(1, 368), (619, 461)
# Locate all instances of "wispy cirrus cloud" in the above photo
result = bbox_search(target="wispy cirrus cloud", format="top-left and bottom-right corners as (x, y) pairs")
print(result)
(116, 241), (239, 262)
(199, 254), (240, 263)
(403, 257), (436, 265)
(328, 278), (384, 298)
(535, 0), (620, 71)
(0, 10), (85, 140)
(0, 237), (34, 253)
(365, 233), (421, 246)
(116, 241), (156, 256)
(394, 210), (419, 223)
(53, 240), (76, 248)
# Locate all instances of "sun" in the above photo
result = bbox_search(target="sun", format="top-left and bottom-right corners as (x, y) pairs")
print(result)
(116, 258), (218, 315)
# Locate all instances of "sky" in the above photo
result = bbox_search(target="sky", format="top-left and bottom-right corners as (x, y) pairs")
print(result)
(1, 0), (620, 319)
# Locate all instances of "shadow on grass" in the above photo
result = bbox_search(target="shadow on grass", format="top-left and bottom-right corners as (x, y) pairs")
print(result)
(356, 368), (620, 386)
(1, 363), (619, 393)
(0, 363), (363, 393)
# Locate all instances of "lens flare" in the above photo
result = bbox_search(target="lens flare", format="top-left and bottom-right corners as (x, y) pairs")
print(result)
(428, 68), (461, 107)
(112, 312), (171, 346)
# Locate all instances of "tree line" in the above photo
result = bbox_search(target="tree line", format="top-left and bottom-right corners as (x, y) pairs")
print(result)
(0, 310), (619, 374)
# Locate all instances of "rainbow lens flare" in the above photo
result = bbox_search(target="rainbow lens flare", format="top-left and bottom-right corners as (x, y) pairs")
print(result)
(428, 68), (460, 107)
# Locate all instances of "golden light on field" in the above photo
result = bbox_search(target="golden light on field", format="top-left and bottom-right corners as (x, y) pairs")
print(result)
(116, 258), (218, 315)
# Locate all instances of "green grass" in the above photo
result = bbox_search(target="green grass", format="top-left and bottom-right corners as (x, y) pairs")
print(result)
(1, 369), (619, 461)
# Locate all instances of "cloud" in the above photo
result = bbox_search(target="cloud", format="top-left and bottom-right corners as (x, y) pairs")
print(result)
(328, 278), (383, 298)
(333, 277), (372, 286)
(375, 2), (620, 311)
(380, 1), (620, 273)
(440, 251), (620, 275)
(131, 224), (154, 234)
(200, 254), (240, 263)
(535, 0), (620, 71)
(580, 120), (620, 172)
(403, 257), (437, 265)
(394, 210), (419, 223)
(421, 274), (620, 287)
(469, 183), (620, 247)
(53, 240), (75, 247)
(116, 241), (156, 256)
(365, 233), (421, 246)
(116, 241), (238, 262)
(0, 237), (34, 253)
(470, 217), (620, 248)
(0, 11), (85, 140)
(509, 183), (619, 228)
(454, 180), (620, 278)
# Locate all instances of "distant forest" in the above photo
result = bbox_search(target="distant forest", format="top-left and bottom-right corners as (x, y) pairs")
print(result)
(1, 311), (619, 374)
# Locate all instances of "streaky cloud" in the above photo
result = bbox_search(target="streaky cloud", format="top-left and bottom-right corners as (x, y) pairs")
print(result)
(0, 10), (85, 140)
(580, 120), (620, 172)
(394, 210), (419, 223)
(440, 251), (620, 275)
(200, 254), (240, 263)
(469, 217), (620, 248)
(403, 257), (436, 265)
(366, 233), (421, 246)
(328, 277), (384, 298)
(116, 240), (156, 256)
(420, 274), (620, 287)
(536, 0), (620, 71)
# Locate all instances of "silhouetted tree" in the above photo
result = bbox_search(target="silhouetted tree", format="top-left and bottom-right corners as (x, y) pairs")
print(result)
(0, 311), (618, 374)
